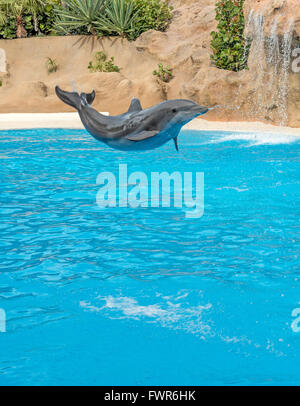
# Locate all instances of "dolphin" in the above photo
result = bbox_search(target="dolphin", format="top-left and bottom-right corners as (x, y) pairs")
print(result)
(55, 86), (209, 151)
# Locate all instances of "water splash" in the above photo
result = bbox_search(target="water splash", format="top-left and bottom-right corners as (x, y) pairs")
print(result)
(71, 80), (79, 93)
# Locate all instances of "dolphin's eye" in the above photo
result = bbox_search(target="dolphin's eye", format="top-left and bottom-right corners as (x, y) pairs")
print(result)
(172, 108), (177, 113)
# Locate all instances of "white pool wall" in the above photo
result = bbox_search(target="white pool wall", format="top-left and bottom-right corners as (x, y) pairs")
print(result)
(0, 113), (300, 137)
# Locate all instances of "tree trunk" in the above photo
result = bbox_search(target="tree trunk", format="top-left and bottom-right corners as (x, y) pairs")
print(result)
(16, 15), (27, 38)
(33, 14), (41, 34)
(90, 26), (97, 36)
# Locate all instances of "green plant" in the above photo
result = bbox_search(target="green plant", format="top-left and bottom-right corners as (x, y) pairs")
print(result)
(153, 63), (173, 82)
(94, 0), (138, 38)
(0, 0), (59, 38)
(0, 0), (29, 37)
(0, 0), (50, 37)
(0, 5), (5, 25)
(0, 0), (173, 39)
(0, 79), (2, 87)
(210, 0), (250, 72)
(0, 14), (17, 38)
(46, 57), (58, 72)
(38, 1), (60, 35)
(55, 0), (172, 39)
(129, 0), (173, 40)
(24, 0), (46, 33)
(88, 51), (119, 72)
(54, 0), (106, 35)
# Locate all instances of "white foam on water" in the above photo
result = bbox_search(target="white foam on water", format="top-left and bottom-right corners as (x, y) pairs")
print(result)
(79, 293), (285, 356)
(216, 186), (249, 192)
(208, 131), (300, 146)
(80, 293), (213, 338)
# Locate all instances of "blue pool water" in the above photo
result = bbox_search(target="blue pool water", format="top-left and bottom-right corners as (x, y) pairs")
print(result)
(0, 128), (299, 386)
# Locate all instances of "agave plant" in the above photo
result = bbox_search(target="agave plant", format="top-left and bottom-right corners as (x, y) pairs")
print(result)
(94, 0), (138, 38)
(54, 0), (107, 35)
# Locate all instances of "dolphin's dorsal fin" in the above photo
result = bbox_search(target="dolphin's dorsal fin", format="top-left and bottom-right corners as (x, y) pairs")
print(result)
(126, 130), (158, 141)
(127, 98), (142, 113)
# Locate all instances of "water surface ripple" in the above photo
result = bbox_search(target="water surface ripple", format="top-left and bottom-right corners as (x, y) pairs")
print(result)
(0, 129), (299, 385)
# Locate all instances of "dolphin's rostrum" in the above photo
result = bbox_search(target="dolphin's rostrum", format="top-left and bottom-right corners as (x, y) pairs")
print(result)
(55, 86), (209, 151)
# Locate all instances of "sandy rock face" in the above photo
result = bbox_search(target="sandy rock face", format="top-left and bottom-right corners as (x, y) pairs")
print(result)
(0, 0), (299, 127)
(0, 0), (218, 117)
(244, 0), (300, 35)
(0, 35), (163, 114)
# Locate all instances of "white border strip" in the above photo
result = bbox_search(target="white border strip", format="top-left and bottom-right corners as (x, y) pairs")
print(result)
(185, 119), (300, 136)
(0, 113), (299, 136)
(0, 113), (108, 130)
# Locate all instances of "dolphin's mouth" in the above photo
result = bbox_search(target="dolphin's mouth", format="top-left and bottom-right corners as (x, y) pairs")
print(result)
(191, 105), (209, 116)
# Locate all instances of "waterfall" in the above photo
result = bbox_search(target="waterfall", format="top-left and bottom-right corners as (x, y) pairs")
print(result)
(278, 19), (294, 125)
(245, 12), (266, 122)
(245, 11), (294, 126)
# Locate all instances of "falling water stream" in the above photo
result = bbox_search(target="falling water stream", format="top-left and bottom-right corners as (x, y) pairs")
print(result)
(245, 10), (294, 125)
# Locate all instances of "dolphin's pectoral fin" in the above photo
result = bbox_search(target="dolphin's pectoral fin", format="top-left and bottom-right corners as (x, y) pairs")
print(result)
(126, 130), (159, 141)
(173, 136), (179, 152)
(127, 98), (143, 113)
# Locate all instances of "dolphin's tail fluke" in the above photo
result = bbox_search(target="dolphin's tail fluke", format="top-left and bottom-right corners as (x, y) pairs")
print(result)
(55, 86), (96, 110)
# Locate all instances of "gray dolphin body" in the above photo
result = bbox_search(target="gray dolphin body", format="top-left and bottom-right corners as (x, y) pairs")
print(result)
(55, 86), (209, 151)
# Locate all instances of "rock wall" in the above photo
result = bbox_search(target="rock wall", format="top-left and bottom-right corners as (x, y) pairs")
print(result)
(244, 0), (300, 35)
(244, 0), (300, 127)
(0, 0), (299, 127)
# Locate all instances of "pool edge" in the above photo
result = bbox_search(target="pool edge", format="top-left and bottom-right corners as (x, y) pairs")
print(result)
(0, 113), (300, 137)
